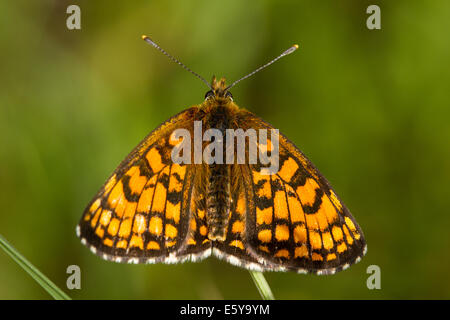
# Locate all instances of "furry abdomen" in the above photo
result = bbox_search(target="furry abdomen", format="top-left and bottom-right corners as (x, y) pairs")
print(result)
(204, 104), (234, 241)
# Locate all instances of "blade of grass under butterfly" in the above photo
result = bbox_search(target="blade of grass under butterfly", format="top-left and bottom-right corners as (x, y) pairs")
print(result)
(249, 271), (275, 300)
(0, 234), (71, 300)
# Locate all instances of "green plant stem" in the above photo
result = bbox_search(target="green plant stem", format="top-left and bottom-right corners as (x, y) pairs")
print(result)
(249, 271), (275, 300)
(0, 234), (71, 300)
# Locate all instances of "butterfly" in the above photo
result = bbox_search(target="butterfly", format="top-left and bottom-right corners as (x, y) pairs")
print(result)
(76, 35), (366, 275)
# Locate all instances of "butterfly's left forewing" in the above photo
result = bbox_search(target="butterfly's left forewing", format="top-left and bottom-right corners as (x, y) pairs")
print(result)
(77, 107), (211, 264)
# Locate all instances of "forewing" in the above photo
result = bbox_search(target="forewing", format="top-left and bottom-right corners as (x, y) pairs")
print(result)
(77, 107), (210, 263)
(235, 110), (367, 274)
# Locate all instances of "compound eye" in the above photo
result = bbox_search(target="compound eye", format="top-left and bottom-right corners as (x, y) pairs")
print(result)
(225, 91), (233, 100)
(204, 90), (214, 99)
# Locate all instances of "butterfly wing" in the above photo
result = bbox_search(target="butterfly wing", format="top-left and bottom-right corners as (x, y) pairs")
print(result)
(217, 110), (366, 274)
(77, 107), (212, 263)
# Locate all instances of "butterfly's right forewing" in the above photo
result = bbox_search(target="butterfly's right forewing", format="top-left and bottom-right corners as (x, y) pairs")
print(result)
(222, 110), (367, 274)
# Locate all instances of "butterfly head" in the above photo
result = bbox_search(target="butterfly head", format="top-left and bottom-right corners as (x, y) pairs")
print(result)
(204, 76), (233, 102)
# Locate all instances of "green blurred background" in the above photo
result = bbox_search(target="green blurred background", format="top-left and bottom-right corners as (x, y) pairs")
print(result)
(1, 0), (449, 299)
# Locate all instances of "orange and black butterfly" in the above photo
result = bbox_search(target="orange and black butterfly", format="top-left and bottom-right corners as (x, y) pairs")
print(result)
(77, 36), (366, 275)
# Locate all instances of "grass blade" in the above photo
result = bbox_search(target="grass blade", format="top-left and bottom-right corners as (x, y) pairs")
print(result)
(249, 271), (275, 300)
(0, 234), (71, 300)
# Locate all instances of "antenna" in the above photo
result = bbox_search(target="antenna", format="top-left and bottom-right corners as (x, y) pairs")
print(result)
(226, 44), (299, 90)
(142, 35), (211, 89)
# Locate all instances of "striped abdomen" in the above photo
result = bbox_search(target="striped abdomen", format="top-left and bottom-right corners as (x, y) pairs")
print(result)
(204, 105), (232, 241)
